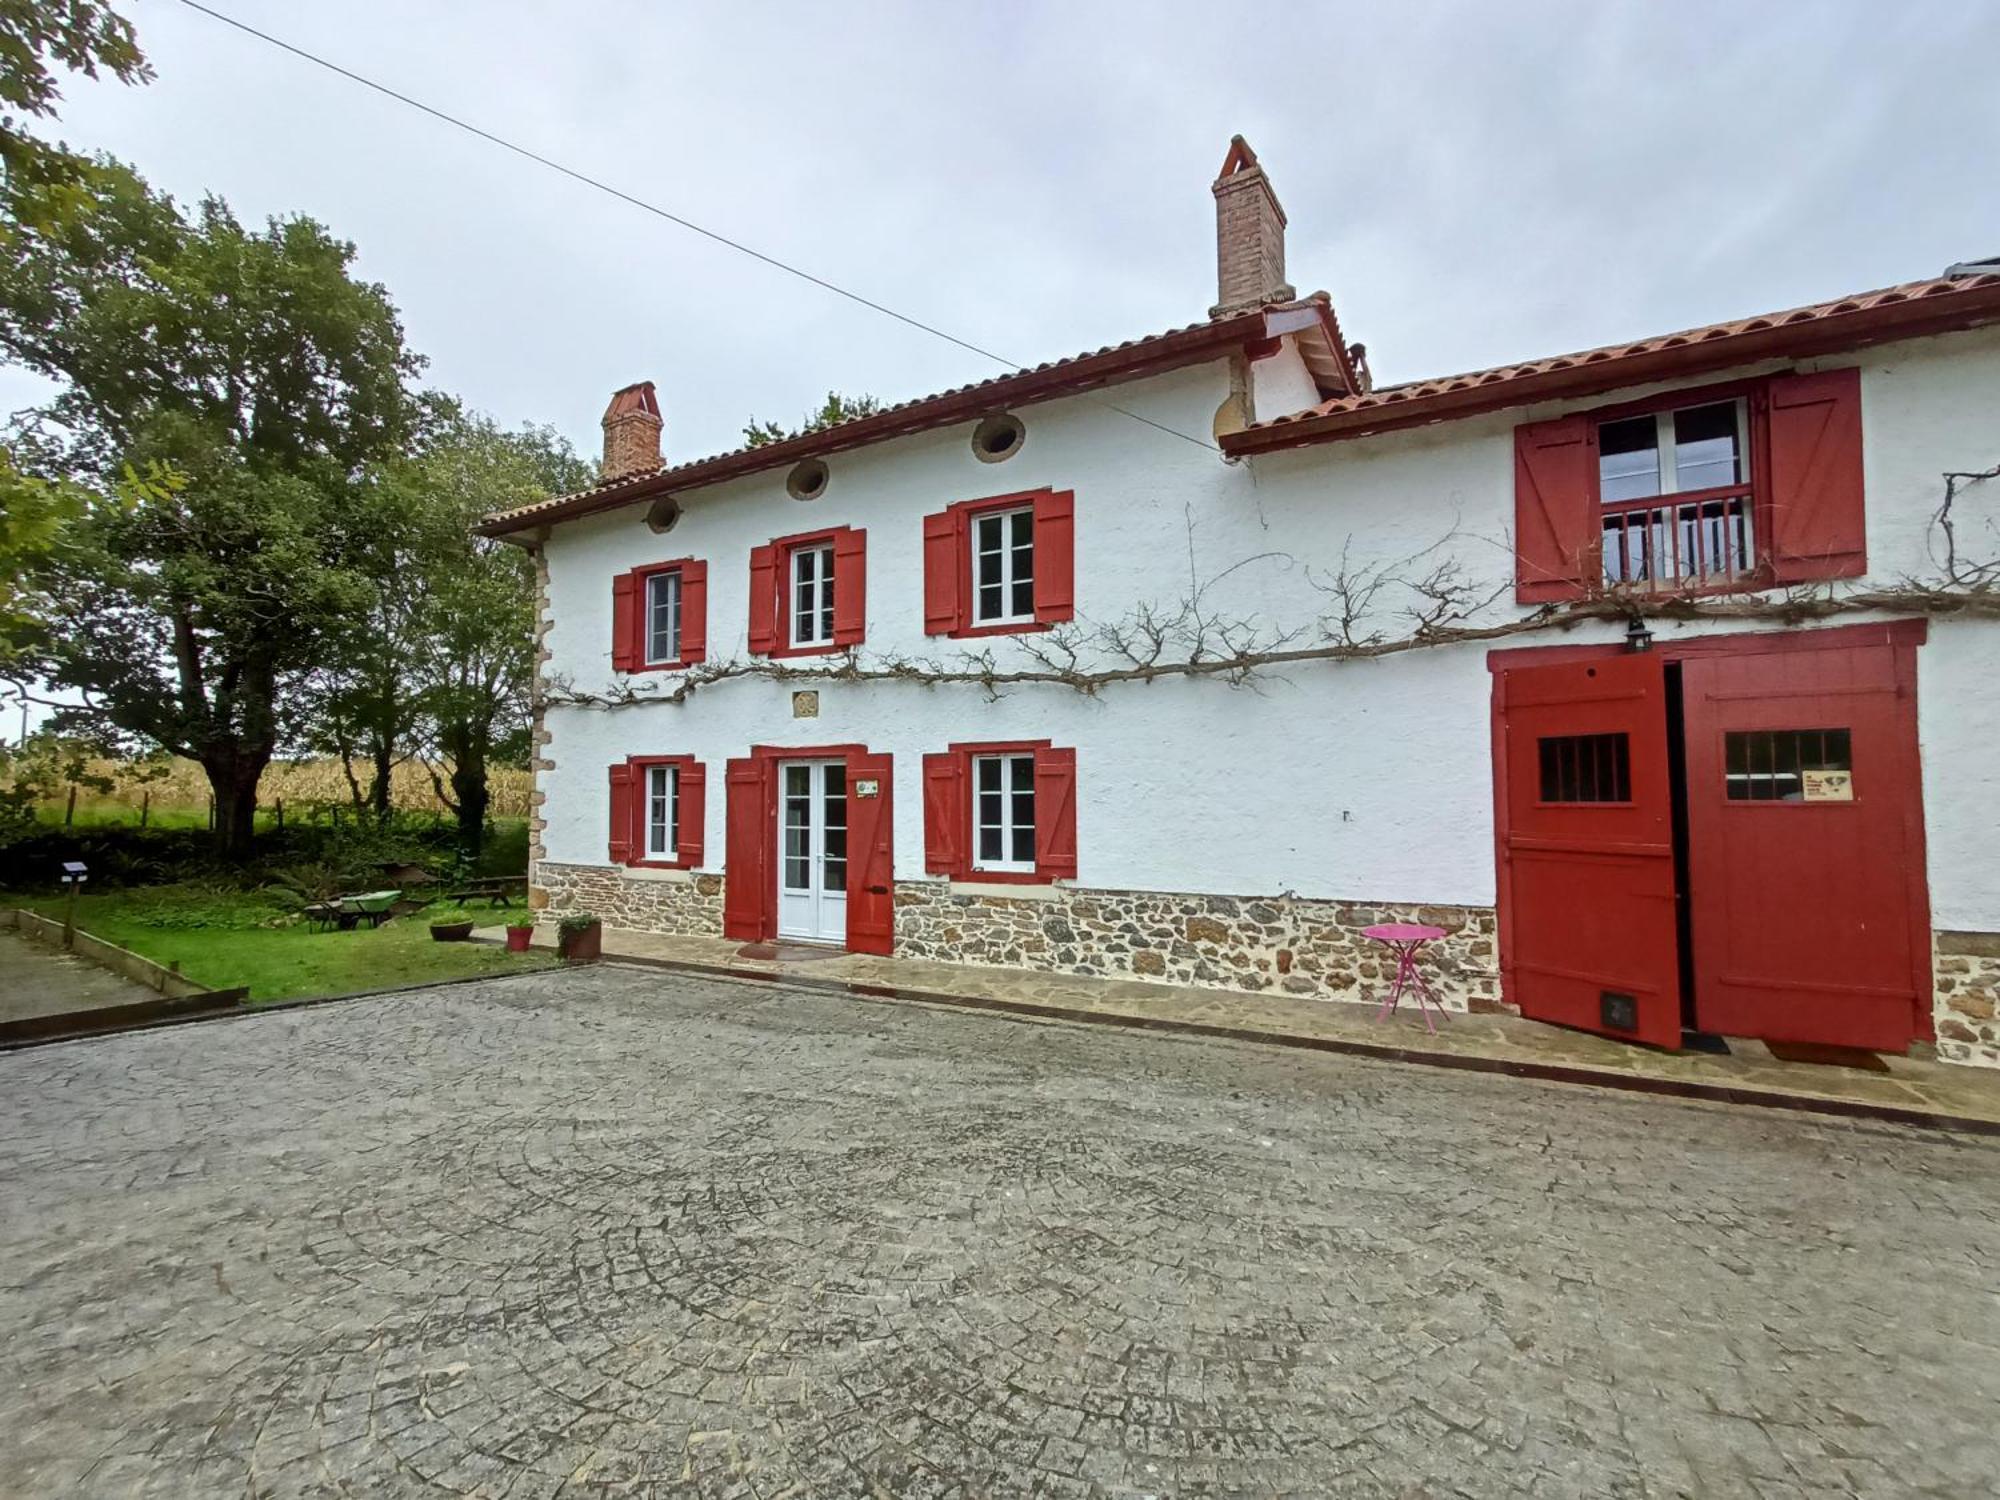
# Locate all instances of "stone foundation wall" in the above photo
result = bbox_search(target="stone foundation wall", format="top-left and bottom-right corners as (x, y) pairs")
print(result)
(892, 881), (1502, 1012)
(1934, 931), (2000, 1068)
(536, 862), (724, 937)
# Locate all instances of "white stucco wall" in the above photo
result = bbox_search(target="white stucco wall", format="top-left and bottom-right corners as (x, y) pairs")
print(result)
(537, 324), (2000, 924)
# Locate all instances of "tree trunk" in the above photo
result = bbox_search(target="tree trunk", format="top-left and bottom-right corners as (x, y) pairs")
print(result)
(451, 750), (488, 855)
(370, 735), (393, 825)
(203, 751), (268, 861)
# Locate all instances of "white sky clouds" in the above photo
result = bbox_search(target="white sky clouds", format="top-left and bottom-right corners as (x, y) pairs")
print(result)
(6, 0), (1996, 466)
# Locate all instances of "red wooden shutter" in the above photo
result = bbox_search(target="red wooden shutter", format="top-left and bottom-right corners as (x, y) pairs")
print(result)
(832, 527), (867, 645)
(677, 760), (706, 867)
(1513, 416), (1597, 603)
(747, 545), (780, 655)
(845, 752), (896, 955)
(678, 561), (708, 664)
(607, 762), (636, 864)
(922, 511), (963, 635)
(611, 571), (639, 671)
(921, 751), (966, 876)
(1033, 489), (1076, 623)
(1034, 746), (1078, 880)
(1766, 367), (1866, 582)
(722, 757), (771, 939)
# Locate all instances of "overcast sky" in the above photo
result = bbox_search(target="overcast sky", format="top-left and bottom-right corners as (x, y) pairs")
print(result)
(7, 0), (1997, 468)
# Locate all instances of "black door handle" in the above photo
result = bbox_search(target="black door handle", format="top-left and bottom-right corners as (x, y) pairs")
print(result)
(866, 884), (889, 895)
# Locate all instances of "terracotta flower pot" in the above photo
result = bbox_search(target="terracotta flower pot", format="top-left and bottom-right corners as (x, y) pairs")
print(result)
(505, 925), (535, 953)
(557, 922), (602, 964)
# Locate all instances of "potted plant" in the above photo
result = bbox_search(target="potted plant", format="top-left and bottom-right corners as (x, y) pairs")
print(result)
(556, 912), (602, 963)
(504, 920), (536, 952)
(430, 917), (475, 942)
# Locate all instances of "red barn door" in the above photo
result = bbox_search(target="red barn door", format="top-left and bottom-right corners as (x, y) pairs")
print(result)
(1499, 654), (1682, 1049)
(1681, 643), (1927, 1050)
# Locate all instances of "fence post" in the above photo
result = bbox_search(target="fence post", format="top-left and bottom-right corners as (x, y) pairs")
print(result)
(64, 784), (76, 826)
(276, 797), (284, 830)
(140, 789), (150, 828)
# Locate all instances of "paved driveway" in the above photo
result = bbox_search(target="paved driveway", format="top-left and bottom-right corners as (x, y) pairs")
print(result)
(2, 967), (1996, 1499)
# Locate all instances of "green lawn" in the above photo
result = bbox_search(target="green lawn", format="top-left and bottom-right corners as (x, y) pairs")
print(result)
(10, 886), (558, 1003)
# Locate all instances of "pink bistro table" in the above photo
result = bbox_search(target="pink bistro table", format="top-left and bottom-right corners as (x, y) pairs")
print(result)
(1362, 922), (1451, 1033)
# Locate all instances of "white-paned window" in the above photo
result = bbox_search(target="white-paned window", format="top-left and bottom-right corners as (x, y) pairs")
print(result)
(1598, 399), (1747, 501)
(973, 753), (1036, 872)
(1597, 398), (1754, 587)
(791, 543), (835, 647)
(645, 569), (682, 665)
(645, 764), (678, 859)
(971, 506), (1035, 626)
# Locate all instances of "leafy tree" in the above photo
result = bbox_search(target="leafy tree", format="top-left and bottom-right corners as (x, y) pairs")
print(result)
(409, 409), (591, 853)
(741, 390), (883, 448)
(309, 402), (588, 850)
(0, 160), (422, 857)
(0, 446), (88, 661)
(0, 0), (150, 224)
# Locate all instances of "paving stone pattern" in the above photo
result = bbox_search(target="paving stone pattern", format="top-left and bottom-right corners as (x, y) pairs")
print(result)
(2, 967), (1996, 1498)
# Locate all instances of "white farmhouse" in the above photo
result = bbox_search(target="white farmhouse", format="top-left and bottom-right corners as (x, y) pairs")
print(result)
(481, 140), (2000, 1066)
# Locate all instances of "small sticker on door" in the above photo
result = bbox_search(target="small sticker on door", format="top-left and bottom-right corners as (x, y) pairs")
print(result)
(1802, 770), (1854, 802)
(853, 778), (880, 798)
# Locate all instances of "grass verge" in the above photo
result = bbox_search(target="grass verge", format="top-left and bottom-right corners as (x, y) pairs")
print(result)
(8, 885), (557, 1003)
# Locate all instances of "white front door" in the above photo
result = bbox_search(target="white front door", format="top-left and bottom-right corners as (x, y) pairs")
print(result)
(776, 760), (848, 943)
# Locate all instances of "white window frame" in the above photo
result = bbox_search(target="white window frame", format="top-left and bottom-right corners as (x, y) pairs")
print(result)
(790, 542), (836, 648)
(644, 569), (682, 665)
(972, 752), (1036, 874)
(645, 764), (678, 860)
(969, 505), (1036, 627)
(1597, 398), (1750, 503)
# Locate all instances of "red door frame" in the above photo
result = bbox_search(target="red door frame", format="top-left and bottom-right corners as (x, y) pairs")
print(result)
(731, 742), (895, 953)
(1487, 619), (1931, 1042)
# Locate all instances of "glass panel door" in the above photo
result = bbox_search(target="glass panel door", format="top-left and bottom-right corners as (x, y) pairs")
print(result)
(775, 760), (847, 942)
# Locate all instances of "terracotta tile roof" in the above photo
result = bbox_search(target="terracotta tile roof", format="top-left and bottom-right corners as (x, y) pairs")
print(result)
(479, 305), (1300, 535)
(1222, 272), (2000, 455)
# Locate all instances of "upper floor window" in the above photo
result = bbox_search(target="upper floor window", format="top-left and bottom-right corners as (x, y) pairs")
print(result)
(972, 506), (1036, 626)
(924, 488), (1074, 638)
(1598, 399), (1753, 587)
(645, 568), (682, 666)
(749, 526), (866, 657)
(790, 541), (836, 648)
(611, 559), (707, 673)
(1512, 368), (1865, 606)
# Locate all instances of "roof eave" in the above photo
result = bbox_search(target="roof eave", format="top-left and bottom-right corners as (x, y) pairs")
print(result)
(477, 309), (1274, 537)
(1221, 279), (2000, 457)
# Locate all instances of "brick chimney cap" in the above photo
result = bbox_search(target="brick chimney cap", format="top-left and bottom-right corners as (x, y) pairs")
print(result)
(603, 381), (661, 423)
(1217, 135), (1261, 179)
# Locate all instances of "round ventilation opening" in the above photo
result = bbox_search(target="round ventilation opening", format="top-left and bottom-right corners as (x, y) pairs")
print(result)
(972, 412), (1025, 463)
(786, 458), (829, 501)
(644, 495), (682, 534)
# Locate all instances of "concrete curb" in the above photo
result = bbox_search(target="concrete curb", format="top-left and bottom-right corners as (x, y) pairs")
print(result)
(587, 952), (2000, 1139)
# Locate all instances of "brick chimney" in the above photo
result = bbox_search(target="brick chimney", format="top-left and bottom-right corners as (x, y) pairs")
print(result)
(600, 381), (663, 482)
(1209, 136), (1295, 318)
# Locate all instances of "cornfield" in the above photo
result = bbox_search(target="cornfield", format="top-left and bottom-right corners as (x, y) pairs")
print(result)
(25, 757), (532, 822)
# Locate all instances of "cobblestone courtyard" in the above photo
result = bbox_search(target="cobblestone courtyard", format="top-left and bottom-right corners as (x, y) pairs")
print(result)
(2, 968), (1996, 1498)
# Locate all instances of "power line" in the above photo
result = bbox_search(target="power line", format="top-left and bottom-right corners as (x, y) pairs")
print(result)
(170, 0), (1223, 454)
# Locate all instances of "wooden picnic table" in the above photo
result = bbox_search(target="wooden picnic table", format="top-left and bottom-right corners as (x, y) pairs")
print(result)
(446, 876), (528, 909)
